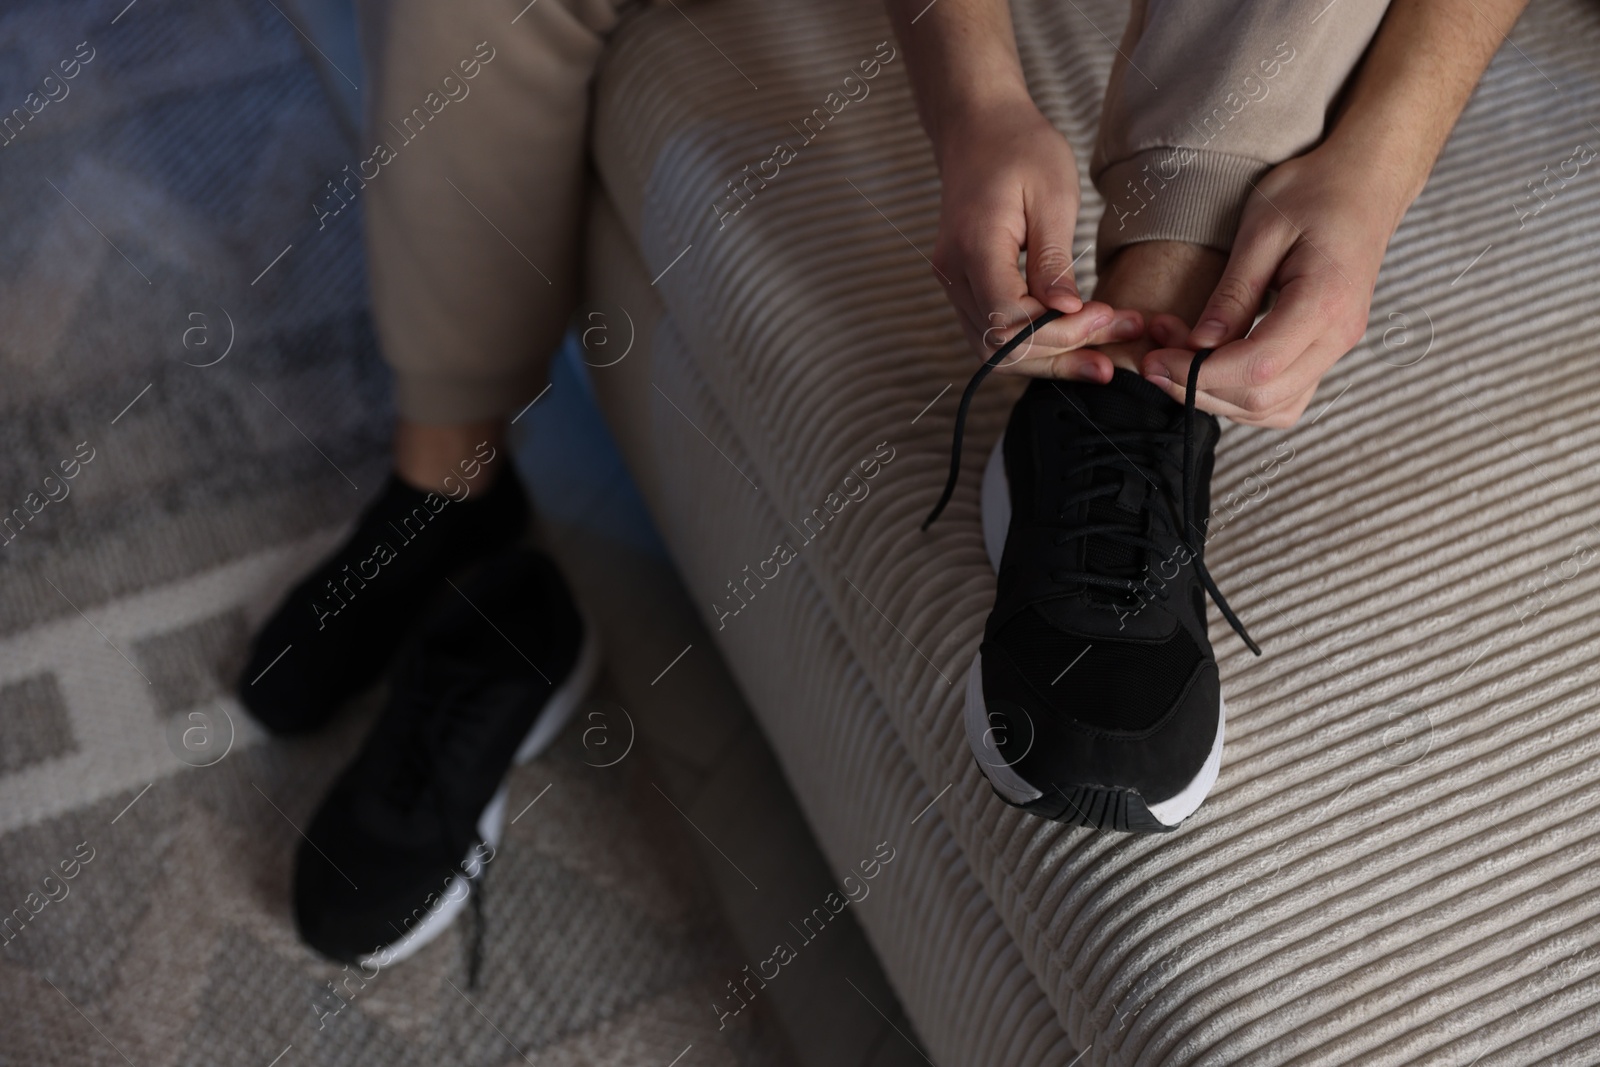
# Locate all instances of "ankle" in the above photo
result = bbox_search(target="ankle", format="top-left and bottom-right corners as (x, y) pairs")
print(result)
(393, 418), (509, 496)
(1092, 241), (1227, 374)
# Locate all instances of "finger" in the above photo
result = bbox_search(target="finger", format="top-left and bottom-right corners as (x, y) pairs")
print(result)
(994, 311), (1143, 382)
(952, 288), (1048, 365)
(996, 301), (1138, 362)
(1148, 272), (1329, 398)
(936, 230), (1022, 348)
(993, 304), (1134, 367)
(1142, 340), (1332, 427)
(1188, 218), (1293, 349)
(1147, 313), (1192, 350)
(994, 347), (1113, 382)
(966, 229), (1035, 341)
(1256, 381), (1319, 428)
(1140, 349), (1254, 420)
(958, 274), (1041, 364)
(1023, 196), (1087, 315)
(1200, 378), (1318, 428)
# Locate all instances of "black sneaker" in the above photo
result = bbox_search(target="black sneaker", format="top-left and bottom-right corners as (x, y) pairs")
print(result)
(239, 470), (530, 734)
(924, 313), (1258, 832)
(292, 548), (600, 965)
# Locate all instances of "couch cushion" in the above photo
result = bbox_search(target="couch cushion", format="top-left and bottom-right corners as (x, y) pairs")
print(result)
(583, 190), (1080, 1066)
(592, 0), (1600, 1062)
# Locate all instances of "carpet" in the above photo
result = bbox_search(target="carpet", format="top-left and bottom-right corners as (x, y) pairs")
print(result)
(0, 1), (793, 1064)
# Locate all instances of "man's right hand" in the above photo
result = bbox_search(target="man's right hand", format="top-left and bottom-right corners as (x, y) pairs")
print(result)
(931, 100), (1141, 382)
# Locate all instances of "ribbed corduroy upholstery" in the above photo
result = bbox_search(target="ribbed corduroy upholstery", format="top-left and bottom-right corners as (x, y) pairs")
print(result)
(587, 0), (1600, 1062)
(584, 197), (1081, 1067)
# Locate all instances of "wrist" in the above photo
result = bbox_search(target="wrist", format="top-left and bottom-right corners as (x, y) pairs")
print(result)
(929, 84), (1042, 162)
(1307, 133), (1418, 236)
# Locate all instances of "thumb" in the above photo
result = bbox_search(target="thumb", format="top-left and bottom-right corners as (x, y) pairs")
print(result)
(1189, 224), (1290, 349)
(1024, 199), (1085, 316)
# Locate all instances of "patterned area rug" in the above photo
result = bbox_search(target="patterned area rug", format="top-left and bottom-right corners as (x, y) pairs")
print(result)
(0, 2), (791, 1064)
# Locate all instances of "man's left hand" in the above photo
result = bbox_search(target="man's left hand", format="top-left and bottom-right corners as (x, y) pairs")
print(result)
(1138, 144), (1404, 428)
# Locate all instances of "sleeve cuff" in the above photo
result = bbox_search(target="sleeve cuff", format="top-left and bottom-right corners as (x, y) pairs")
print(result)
(1092, 147), (1271, 270)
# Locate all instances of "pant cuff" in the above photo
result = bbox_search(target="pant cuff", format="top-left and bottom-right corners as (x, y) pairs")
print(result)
(1093, 148), (1271, 270)
(392, 365), (549, 424)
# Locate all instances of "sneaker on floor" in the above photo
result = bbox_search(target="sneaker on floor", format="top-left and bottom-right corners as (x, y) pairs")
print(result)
(292, 548), (600, 966)
(239, 469), (529, 735)
(924, 317), (1258, 832)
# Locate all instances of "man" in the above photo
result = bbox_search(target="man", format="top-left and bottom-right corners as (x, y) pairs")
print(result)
(901, 0), (1528, 830)
(241, 0), (1529, 971)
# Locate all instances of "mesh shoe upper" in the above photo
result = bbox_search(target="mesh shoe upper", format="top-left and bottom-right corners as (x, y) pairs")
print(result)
(989, 606), (1204, 734)
(293, 550), (583, 962)
(240, 470), (530, 735)
(926, 309), (1258, 829)
(977, 370), (1248, 817)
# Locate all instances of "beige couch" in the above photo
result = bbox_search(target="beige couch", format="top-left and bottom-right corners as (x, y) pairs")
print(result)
(580, 0), (1600, 1062)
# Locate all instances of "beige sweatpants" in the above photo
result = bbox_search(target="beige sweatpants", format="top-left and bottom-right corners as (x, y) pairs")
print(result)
(358, 0), (1389, 424)
(1090, 0), (1391, 269)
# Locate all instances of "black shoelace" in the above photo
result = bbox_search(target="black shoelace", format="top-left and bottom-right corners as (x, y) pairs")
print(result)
(922, 309), (1260, 655)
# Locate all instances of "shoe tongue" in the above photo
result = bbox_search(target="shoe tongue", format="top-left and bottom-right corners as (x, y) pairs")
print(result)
(1060, 370), (1181, 586)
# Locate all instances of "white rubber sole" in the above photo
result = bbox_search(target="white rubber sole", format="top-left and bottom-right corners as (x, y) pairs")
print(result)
(964, 651), (1044, 805)
(973, 439), (1224, 829)
(981, 439), (1010, 573)
(1147, 696), (1225, 827)
(361, 614), (602, 968)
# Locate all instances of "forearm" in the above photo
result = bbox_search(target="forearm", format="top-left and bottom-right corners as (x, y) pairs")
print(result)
(1322, 0), (1530, 224)
(885, 0), (1033, 157)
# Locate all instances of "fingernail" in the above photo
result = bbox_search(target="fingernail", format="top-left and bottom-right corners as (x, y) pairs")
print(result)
(1091, 314), (1112, 331)
(1193, 319), (1227, 345)
(1145, 370), (1171, 387)
(1113, 319), (1141, 340)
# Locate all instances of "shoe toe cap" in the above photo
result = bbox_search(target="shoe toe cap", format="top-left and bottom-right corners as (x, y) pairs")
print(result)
(980, 625), (1222, 821)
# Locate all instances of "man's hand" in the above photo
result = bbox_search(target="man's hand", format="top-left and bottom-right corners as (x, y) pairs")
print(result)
(1136, 0), (1531, 427)
(933, 101), (1142, 382)
(884, 0), (1140, 383)
(1139, 143), (1401, 427)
